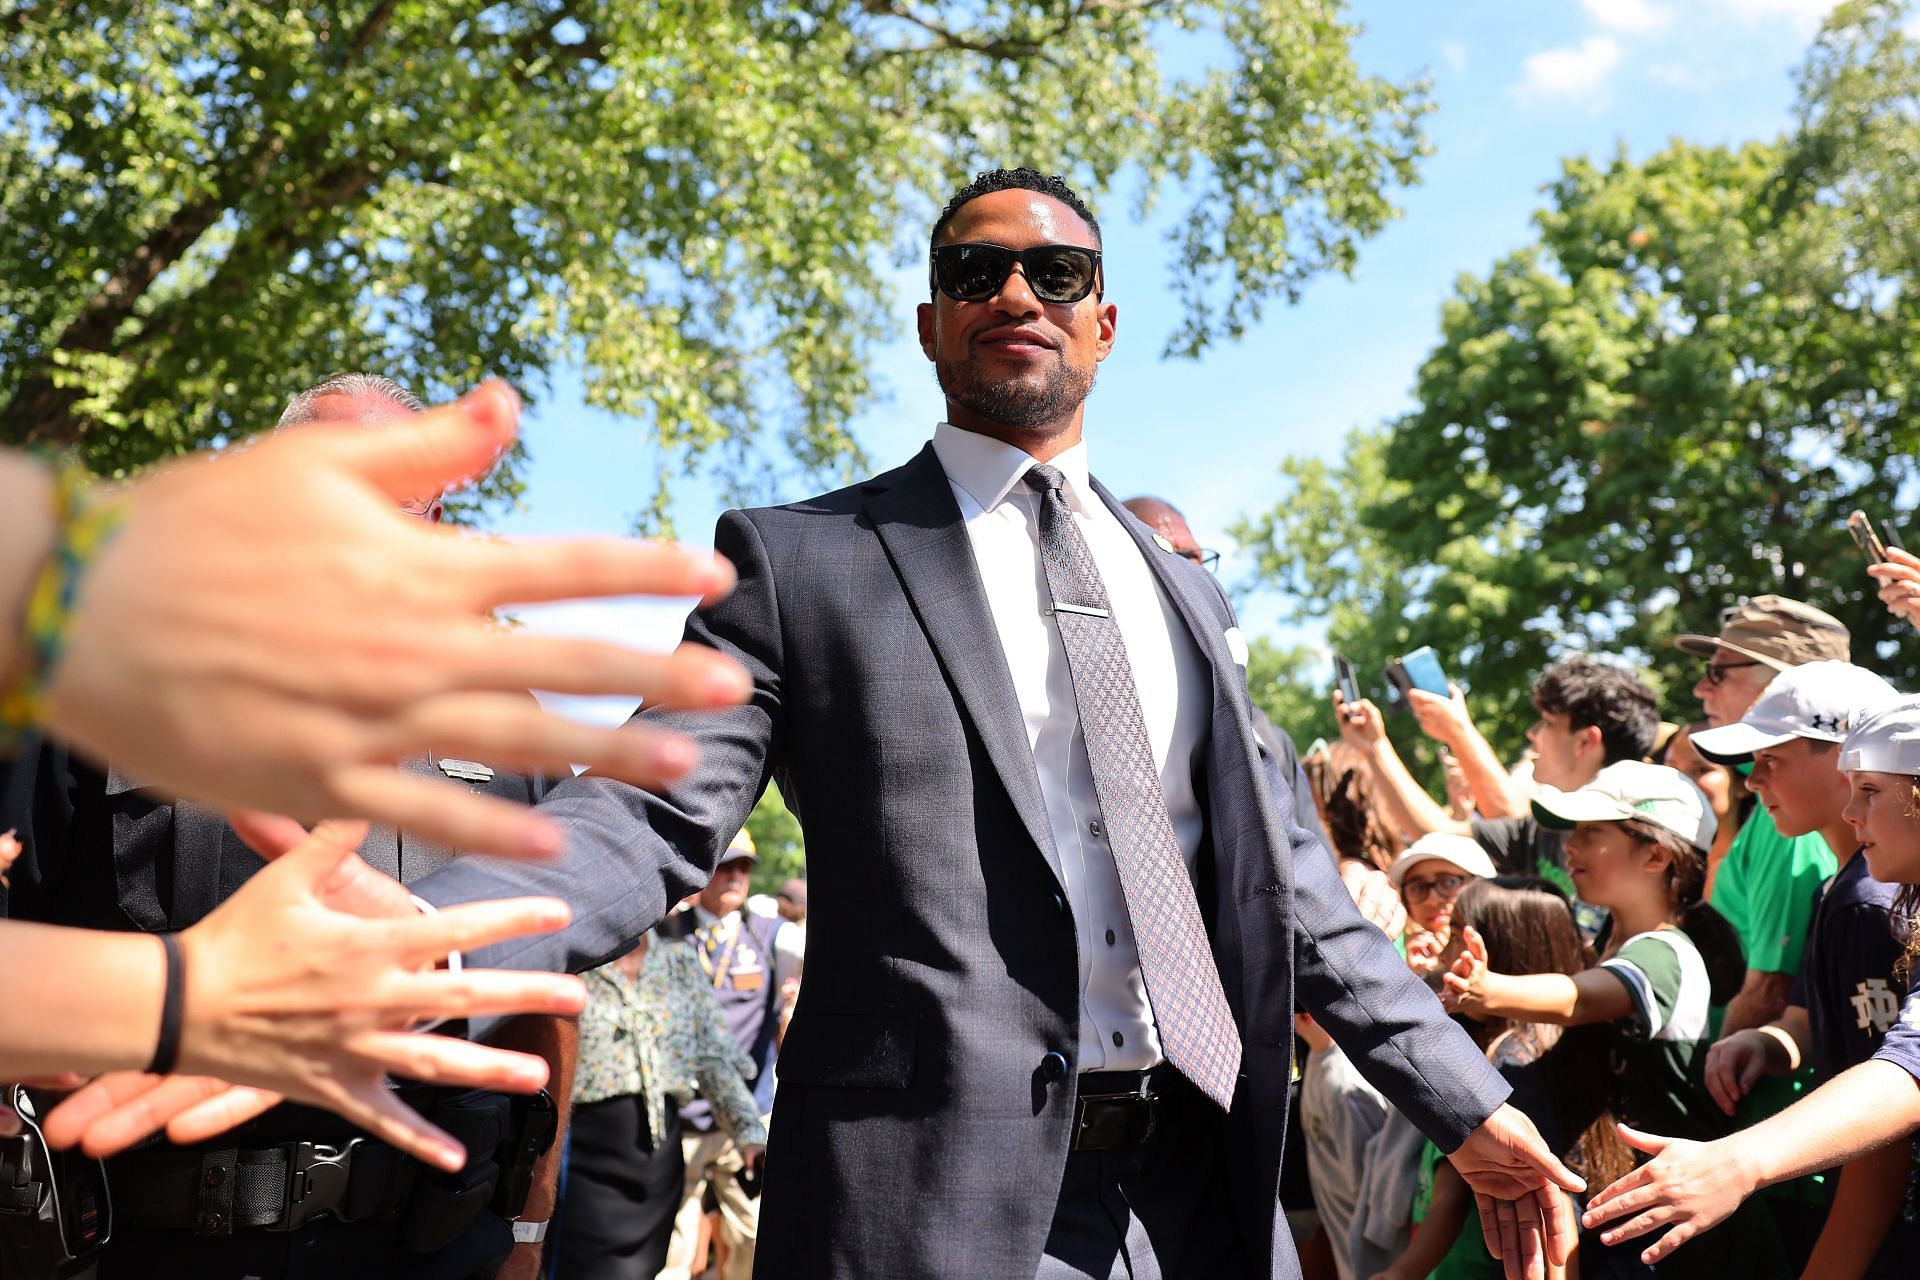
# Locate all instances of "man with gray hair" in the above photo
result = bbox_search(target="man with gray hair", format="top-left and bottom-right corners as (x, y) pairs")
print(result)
(278, 372), (443, 520)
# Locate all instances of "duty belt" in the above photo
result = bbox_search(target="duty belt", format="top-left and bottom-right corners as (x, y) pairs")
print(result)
(110, 1138), (417, 1235)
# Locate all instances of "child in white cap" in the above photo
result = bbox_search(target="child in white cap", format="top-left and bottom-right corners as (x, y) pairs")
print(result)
(1686, 662), (1908, 1277)
(1583, 694), (1920, 1271)
(1442, 761), (1786, 1277)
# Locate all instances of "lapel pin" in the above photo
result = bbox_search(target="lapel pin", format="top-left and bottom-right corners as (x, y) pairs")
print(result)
(1152, 533), (1176, 554)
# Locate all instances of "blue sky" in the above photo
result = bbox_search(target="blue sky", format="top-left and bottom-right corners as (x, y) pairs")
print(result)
(508, 0), (1858, 723)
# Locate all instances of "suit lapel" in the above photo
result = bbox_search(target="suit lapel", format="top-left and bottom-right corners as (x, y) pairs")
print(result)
(865, 446), (1063, 887)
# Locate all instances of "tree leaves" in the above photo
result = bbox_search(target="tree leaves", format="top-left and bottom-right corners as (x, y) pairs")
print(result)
(1, 0), (1428, 524)
(1238, 0), (1920, 762)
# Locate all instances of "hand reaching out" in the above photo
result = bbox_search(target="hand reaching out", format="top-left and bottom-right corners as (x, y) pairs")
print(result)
(1440, 925), (1493, 1017)
(42, 381), (751, 861)
(1580, 1125), (1759, 1266)
(42, 820), (586, 1170)
(1449, 1103), (1585, 1280)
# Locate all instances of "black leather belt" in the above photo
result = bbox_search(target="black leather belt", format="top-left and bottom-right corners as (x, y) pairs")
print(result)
(1071, 1067), (1174, 1152)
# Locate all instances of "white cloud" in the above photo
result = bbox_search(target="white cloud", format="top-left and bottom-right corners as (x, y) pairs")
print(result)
(1439, 39), (1469, 74)
(1516, 36), (1624, 101)
(1581, 0), (1671, 35)
(1647, 62), (1698, 89)
(1709, 0), (1841, 31)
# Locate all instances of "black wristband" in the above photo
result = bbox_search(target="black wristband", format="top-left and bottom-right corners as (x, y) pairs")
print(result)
(146, 932), (185, 1076)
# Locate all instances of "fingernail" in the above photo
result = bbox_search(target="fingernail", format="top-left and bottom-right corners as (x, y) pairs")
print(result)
(652, 735), (698, 776)
(520, 819), (564, 860)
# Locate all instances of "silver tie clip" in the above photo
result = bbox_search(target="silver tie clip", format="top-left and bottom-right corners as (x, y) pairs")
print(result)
(1049, 602), (1111, 619)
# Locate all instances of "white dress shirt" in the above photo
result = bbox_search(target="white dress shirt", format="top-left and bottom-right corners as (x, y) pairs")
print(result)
(930, 422), (1212, 1072)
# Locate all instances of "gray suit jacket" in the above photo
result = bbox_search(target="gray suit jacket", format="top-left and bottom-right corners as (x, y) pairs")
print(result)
(418, 445), (1509, 1278)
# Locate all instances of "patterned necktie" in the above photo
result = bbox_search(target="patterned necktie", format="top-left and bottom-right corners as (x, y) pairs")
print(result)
(1022, 464), (1241, 1109)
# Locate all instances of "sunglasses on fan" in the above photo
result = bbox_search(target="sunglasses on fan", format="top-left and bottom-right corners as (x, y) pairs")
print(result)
(928, 242), (1103, 305)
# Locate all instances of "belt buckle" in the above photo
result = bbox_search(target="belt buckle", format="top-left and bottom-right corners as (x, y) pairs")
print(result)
(275, 1139), (363, 1231)
(1071, 1084), (1157, 1151)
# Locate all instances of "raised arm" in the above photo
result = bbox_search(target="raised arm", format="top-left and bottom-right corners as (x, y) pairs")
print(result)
(1407, 686), (1526, 820)
(1334, 691), (1470, 840)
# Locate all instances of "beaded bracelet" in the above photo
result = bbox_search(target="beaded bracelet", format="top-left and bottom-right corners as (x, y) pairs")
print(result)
(0, 456), (126, 748)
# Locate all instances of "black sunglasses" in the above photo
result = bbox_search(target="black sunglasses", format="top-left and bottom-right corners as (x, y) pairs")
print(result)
(1702, 659), (1765, 687)
(929, 242), (1103, 305)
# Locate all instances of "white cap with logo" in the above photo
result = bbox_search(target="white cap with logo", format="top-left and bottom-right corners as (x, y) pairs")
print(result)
(1531, 761), (1717, 854)
(1691, 661), (1900, 764)
(1840, 693), (1920, 776)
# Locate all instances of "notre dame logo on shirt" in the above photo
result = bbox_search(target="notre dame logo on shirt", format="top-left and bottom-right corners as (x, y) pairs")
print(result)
(1851, 978), (1902, 1034)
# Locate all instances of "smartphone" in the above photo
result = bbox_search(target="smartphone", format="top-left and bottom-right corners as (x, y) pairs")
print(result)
(1849, 510), (1890, 565)
(1331, 652), (1360, 706)
(1397, 646), (1451, 697)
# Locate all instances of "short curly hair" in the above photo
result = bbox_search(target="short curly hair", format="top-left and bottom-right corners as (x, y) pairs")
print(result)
(929, 167), (1102, 251)
(1531, 657), (1660, 765)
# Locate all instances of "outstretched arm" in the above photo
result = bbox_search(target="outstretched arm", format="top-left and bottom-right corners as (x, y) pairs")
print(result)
(1583, 1060), (1920, 1266)
(1406, 686), (1524, 820)
(414, 506), (789, 980)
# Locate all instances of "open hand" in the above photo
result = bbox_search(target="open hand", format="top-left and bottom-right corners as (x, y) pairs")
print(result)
(44, 381), (751, 861)
(1448, 1103), (1585, 1280)
(1580, 1124), (1758, 1266)
(1440, 925), (1492, 1017)
(42, 820), (586, 1170)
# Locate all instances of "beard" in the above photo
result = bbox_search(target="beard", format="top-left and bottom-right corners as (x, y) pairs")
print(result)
(936, 347), (1096, 430)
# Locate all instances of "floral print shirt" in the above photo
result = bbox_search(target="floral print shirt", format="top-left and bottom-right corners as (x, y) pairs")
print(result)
(574, 933), (767, 1147)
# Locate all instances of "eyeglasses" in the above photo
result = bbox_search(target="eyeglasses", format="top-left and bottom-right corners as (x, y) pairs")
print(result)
(1702, 660), (1764, 687)
(929, 242), (1103, 305)
(1179, 546), (1221, 573)
(1402, 873), (1470, 904)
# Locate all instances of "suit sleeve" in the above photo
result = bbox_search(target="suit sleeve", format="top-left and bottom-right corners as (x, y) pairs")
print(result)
(1244, 708), (1509, 1152)
(414, 508), (785, 978)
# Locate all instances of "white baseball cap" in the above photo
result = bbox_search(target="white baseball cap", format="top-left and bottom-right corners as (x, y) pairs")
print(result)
(1691, 661), (1900, 764)
(1840, 694), (1920, 776)
(1531, 761), (1717, 853)
(1387, 832), (1499, 887)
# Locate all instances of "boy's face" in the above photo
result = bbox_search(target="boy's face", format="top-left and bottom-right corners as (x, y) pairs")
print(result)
(1747, 738), (1849, 840)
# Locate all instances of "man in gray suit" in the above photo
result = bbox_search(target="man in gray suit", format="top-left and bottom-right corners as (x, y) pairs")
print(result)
(420, 168), (1580, 1279)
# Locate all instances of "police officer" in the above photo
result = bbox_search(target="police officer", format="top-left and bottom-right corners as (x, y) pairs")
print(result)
(0, 375), (567, 1280)
(658, 830), (801, 1280)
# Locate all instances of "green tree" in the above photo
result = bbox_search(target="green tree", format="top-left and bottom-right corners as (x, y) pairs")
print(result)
(2, 1), (1429, 524)
(744, 780), (805, 897)
(1239, 0), (1920, 763)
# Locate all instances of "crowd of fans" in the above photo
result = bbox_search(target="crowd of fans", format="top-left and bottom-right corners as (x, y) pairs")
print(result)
(1286, 567), (1920, 1280)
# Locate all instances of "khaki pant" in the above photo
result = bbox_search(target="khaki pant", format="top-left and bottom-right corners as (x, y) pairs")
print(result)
(658, 1124), (761, 1280)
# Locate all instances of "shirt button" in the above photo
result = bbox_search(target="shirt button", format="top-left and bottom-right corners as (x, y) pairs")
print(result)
(1112, 1031), (1125, 1048)
(1088, 820), (1104, 837)
(1053, 894), (1067, 916)
(1040, 1052), (1070, 1082)
(1105, 929), (1116, 946)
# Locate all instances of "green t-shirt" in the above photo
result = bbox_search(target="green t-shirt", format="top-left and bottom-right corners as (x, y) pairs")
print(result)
(1412, 1141), (1500, 1279)
(1600, 929), (1725, 1141)
(1710, 802), (1836, 976)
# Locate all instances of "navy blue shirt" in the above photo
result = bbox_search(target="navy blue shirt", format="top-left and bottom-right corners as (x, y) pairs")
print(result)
(1808, 852), (1920, 1280)
(1791, 853), (1905, 1083)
